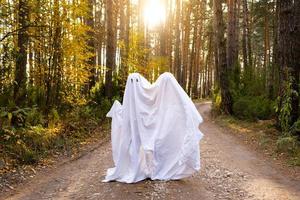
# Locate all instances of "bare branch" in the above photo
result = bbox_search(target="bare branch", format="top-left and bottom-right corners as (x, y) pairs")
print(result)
(0, 25), (48, 42)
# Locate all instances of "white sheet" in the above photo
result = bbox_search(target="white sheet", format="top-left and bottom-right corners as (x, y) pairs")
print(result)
(103, 72), (203, 183)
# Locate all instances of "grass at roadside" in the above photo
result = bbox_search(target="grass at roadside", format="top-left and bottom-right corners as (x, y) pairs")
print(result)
(0, 103), (112, 193)
(215, 115), (300, 167)
(0, 106), (111, 174)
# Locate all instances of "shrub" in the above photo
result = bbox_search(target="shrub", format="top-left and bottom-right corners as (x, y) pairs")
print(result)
(3, 129), (41, 164)
(90, 81), (122, 120)
(78, 106), (94, 119)
(276, 134), (299, 155)
(48, 108), (60, 126)
(26, 107), (45, 126)
(100, 98), (113, 118)
(290, 118), (300, 137)
(27, 86), (47, 108)
(1, 82), (119, 166)
(1, 106), (48, 128)
(20, 148), (39, 164)
(0, 107), (33, 127)
(211, 88), (222, 116)
(274, 75), (296, 132)
(90, 81), (122, 105)
(233, 96), (275, 121)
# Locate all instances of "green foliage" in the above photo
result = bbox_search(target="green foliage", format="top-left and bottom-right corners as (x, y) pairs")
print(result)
(228, 67), (276, 121)
(212, 88), (222, 115)
(290, 119), (300, 135)
(100, 98), (112, 117)
(235, 71), (266, 97)
(258, 134), (272, 148)
(276, 134), (299, 157)
(233, 96), (275, 121)
(90, 80), (122, 119)
(1, 106), (47, 128)
(48, 108), (60, 125)
(147, 56), (170, 82)
(275, 75), (298, 133)
(124, 31), (150, 74)
(0, 87), (13, 107)
(0, 107), (31, 127)
(275, 118), (300, 164)
(21, 149), (39, 164)
(26, 107), (45, 126)
(27, 86), (47, 108)
(0, 104), (102, 165)
(1, 126), (46, 164)
(121, 31), (170, 81)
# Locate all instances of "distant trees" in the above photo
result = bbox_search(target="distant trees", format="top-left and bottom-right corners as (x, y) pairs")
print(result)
(1, 0), (214, 106)
(210, 0), (299, 134)
(0, 0), (299, 134)
(1, 0), (92, 111)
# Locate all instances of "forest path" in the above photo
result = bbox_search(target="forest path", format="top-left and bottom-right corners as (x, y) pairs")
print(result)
(2, 102), (300, 200)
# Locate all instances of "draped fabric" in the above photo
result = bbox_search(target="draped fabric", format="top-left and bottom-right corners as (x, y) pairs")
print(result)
(103, 72), (203, 183)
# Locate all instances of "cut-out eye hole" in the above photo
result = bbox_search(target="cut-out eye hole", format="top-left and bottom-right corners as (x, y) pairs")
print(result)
(131, 78), (133, 83)
(136, 79), (138, 82)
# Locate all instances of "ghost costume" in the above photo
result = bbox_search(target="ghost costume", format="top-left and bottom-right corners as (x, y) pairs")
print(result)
(103, 72), (203, 183)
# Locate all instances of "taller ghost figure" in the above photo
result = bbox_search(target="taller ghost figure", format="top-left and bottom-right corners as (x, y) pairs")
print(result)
(103, 72), (204, 183)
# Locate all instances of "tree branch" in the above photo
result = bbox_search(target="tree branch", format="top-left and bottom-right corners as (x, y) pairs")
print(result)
(0, 25), (48, 42)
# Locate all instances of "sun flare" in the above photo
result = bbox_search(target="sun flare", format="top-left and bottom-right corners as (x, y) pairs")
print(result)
(143, 0), (166, 29)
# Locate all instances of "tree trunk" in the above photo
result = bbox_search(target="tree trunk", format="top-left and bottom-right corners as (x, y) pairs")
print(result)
(193, 35), (200, 99)
(269, 0), (279, 99)
(248, 0), (253, 68)
(28, 42), (33, 86)
(125, 0), (130, 78)
(278, 0), (300, 129)
(241, 0), (253, 78)
(14, 0), (29, 105)
(188, 23), (197, 96)
(160, 0), (168, 58)
(227, 0), (237, 71)
(174, 0), (182, 84)
(105, 0), (117, 99)
(227, 0), (240, 88)
(242, 0), (248, 70)
(206, 32), (213, 97)
(87, 0), (96, 90)
(193, 14), (202, 99)
(214, 0), (233, 114)
(263, 3), (270, 90)
(167, 0), (174, 73)
(50, 0), (63, 107)
(181, 3), (191, 91)
(119, 0), (129, 84)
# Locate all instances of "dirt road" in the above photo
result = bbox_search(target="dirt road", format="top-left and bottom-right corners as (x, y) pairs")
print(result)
(2, 102), (300, 200)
